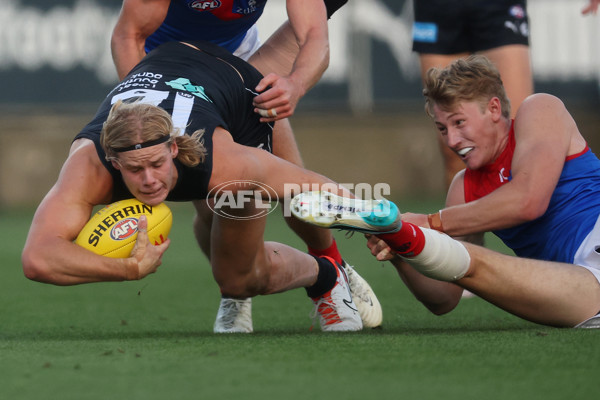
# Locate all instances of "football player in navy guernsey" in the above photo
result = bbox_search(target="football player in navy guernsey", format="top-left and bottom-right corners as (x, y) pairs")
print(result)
(22, 40), (383, 333)
(110, 0), (382, 332)
(112, 0), (348, 118)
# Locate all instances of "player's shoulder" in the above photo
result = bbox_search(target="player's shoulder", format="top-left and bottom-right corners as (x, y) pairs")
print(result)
(515, 93), (568, 128)
(518, 93), (565, 114)
(67, 139), (112, 181)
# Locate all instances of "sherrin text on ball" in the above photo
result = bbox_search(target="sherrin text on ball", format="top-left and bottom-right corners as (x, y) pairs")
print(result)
(75, 199), (172, 258)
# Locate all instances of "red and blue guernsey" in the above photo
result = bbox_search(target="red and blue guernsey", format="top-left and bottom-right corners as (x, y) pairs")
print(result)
(464, 121), (600, 263)
(145, 0), (268, 54)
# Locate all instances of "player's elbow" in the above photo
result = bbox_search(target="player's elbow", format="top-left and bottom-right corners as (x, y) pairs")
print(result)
(21, 248), (53, 283)
(517, 196), (549, 222)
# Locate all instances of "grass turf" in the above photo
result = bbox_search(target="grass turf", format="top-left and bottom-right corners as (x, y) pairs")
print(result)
(1, 200), (598, 400)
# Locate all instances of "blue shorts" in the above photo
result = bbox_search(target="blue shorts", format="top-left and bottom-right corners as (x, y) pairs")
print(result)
(412, 0), (530, 54)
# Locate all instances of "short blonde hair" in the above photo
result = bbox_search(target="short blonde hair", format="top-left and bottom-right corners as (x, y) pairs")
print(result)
(423, 55), (511, 119)
(101, 101), (206, 167)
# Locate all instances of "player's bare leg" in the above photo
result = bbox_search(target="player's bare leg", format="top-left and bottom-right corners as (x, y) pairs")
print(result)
(292, 191), (600, 328)
(210, 205), (361, 332)
(457, 243), (600, 327)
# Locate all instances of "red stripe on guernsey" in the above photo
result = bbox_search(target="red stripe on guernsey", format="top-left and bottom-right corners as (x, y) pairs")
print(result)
(189, 0), (258, 20)
(566, 144), (589, 161)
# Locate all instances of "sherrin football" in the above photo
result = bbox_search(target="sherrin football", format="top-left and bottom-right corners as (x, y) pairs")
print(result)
(75, 199), (172, 258)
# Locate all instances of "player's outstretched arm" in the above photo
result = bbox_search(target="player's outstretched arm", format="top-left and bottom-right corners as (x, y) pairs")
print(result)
(21, 140), (164, 285)
(208, 128), (351, 200)
(111, 0), (170, 80)
(252, 0), (329, 122)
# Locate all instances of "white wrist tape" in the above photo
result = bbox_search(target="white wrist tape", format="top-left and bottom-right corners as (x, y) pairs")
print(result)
(400, 228), (471, 281)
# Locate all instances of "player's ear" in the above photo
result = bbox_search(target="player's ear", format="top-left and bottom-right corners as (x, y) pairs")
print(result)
(170, 140), (178, 159)
(110, 157), (122, 170)
(488, 97), (503, 121)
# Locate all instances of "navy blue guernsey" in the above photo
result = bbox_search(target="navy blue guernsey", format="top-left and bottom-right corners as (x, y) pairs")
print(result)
(145, 0), (268, 54)
(75, 41), (273, 203)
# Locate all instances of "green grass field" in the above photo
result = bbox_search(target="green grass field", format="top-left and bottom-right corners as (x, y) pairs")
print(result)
(1, 199), (599, 400)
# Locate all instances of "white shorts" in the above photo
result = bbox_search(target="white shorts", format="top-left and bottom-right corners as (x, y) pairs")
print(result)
(573, 214), (600, 284)
(233, 24), (261, 61)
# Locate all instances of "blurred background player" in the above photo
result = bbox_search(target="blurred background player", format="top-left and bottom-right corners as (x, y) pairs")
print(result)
(110, 0), (382, 331)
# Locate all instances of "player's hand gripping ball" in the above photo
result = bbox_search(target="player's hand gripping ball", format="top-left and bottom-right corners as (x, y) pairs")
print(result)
(75, 199), (172, 258)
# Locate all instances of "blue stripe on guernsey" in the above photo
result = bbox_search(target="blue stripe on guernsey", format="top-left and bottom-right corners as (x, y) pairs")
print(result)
(145, 0), (267, 54)
(412, 22), (438, 43)
(494, 149), (600, 263)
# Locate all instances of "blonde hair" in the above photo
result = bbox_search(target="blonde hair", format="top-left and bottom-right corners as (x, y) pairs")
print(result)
(101, 101), (206, 167)
(423, 55), (511, 119)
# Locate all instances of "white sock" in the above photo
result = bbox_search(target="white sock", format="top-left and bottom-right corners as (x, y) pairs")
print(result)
(400, 228), (471, 281)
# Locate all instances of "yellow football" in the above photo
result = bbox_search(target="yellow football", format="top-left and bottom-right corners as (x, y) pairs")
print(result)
(75, 199), (172, 258)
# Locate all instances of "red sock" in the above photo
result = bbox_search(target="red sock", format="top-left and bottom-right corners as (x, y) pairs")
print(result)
(378, 223), (425, 257)
(308, 240), (343, 265)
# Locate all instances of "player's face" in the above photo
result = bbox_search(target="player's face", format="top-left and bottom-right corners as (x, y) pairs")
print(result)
(113, 142), (178, 206)
(432, 100), (500, 170)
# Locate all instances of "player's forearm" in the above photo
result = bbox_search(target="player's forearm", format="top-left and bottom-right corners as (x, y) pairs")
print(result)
(288, 33), (329, 95)
(437, 187), (541, 237)
(111, 37), (146, 81)
(22, 239), (134, 285)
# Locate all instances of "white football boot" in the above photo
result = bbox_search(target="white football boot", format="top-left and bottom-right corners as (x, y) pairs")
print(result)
(290, 191), (402, 234)
(311, 258), (363, 332)
(343, 261), (383, 328)
(575, 313), (600, 329)
(213, 297), (253, 333)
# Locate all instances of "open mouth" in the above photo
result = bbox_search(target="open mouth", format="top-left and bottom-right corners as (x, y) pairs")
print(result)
(457, 147), (473, 157)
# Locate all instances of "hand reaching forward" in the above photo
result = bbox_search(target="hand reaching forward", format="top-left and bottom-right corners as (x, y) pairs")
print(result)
(253, 73), (304, 122)
(365, 234), (396, 262)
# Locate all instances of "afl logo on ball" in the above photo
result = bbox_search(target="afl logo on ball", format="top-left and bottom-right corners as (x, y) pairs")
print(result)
(110, 218), (139, 241)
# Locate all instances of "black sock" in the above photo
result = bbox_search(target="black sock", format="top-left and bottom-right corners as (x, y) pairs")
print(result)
(305, 255), (338, 298)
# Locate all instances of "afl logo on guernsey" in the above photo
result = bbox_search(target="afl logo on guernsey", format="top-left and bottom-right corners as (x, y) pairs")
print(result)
(110, 218), (139, 241)
(189, 0), (221, 11)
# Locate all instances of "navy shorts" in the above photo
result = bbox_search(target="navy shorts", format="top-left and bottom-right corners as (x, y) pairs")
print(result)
(412, 0), (530, 54)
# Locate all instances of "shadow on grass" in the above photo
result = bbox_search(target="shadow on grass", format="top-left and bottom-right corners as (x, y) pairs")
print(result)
(0, 321), (556, 343)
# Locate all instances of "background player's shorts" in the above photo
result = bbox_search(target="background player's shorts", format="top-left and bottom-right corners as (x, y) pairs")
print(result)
(412, 0), (529, 54)
(233, 24), (261, 61)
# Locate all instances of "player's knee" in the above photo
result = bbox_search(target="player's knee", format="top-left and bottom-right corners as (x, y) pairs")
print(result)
(421, 298), (460, 316)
